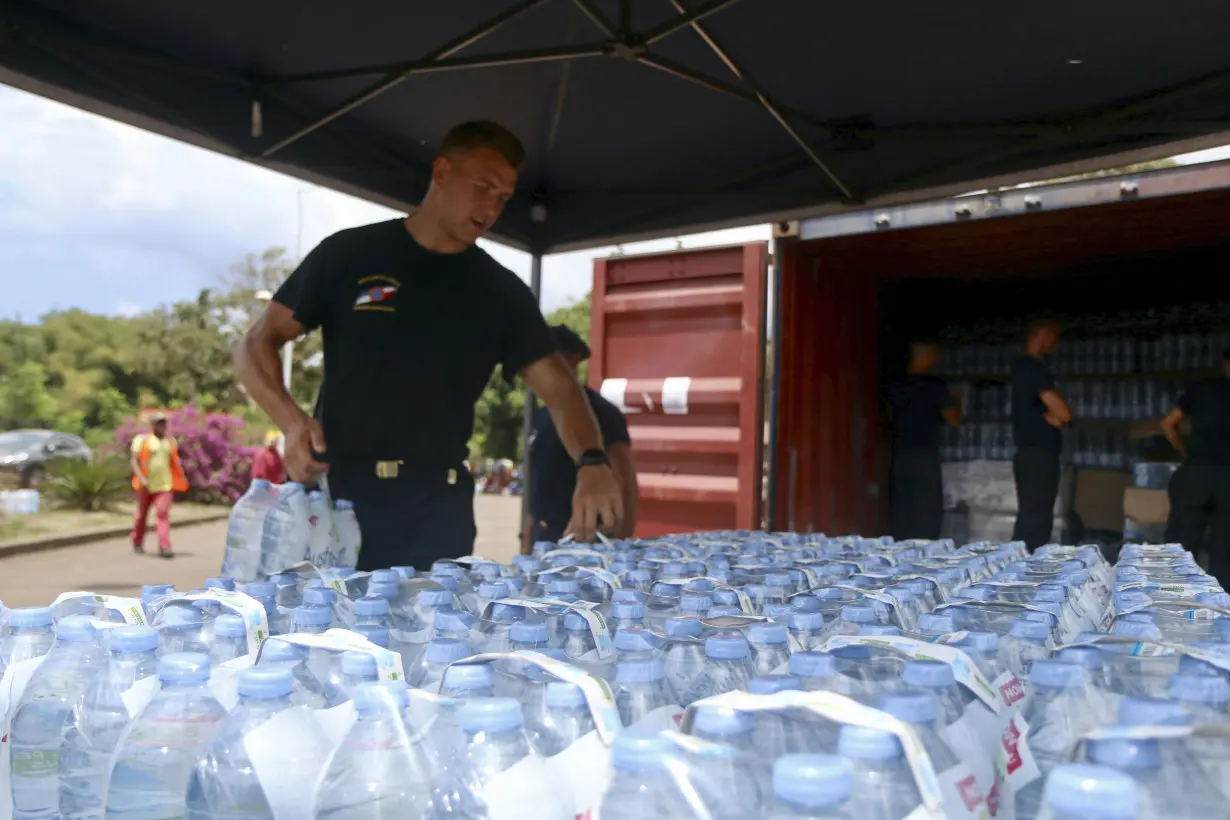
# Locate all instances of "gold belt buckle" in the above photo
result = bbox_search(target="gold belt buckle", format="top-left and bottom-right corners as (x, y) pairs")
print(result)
(447, 468), (457, 485)
(375, 460), (403, 479)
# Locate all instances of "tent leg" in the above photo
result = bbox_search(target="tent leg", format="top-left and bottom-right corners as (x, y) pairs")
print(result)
(519, 252), (545, 548)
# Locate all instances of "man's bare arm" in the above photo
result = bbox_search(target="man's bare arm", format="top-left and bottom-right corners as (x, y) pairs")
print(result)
(520, 514), (535, 556)
(1039, 389), (1072, 426)
(1160, 406), (1187, 459)
(609, 443), (639, 538)
(234, 303), (327, 480)
(130, 449), (146, 487)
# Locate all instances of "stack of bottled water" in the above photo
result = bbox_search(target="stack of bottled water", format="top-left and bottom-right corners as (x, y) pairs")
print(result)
(5, 531), (1230, 818)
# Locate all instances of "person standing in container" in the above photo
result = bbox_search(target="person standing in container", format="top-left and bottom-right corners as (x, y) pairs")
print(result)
(234, 120), (623, 573)
(886, 341), (962, 540)
(523, 325), (639, 551)
(1161, 346), (1230, 584)
(1011, 320), (1072, 551)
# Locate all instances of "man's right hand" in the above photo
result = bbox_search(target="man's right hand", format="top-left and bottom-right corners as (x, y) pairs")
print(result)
(285, 415), (329, 482)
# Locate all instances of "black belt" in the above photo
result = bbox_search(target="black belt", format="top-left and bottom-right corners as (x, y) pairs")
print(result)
(331, 458), (464, 484)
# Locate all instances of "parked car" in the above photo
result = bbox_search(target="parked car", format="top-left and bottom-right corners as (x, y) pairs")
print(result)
(0, 429), (93, 489)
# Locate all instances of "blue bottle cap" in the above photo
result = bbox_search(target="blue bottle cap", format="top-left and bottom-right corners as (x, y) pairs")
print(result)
(1056, 646), (1104, 671)
(611, 601), (646, 621)
(838, 725), (902, 760)
(1030, 660), (1089, 690)
(433, 609), (475, 633)
(1117, 696), (1190, 726)
(1168, 672), (1230, 705)
(238, 666), (294, 699)
(693, 705), (755, 737)
(369, 569), (401, 586)
(442, 662), (494, 691)
(614, 628), (661, 653)
(763, 602), (794, 620)
(612, 589), (646, 604)
(55, 615), (96, 643)
(342, 651), (378, 678)
(479, 580), (513, 600)
(9, 606), (53, 629)
(205, 577), (236, 591)
(956, 585), (994, 602)
(1009, 619), (1051, 642)
(611, 728), (675, 773)
(418, 589), (454, 608)
(790, 596), (822, 613)
(749, 622), (789, 645)
(214, 614), (247, 639)
(354, 596), (391, 618)
(764, 572), (793, 588)
(510, 620), (550, 644)
(367, 580), (401, 600)
(294, 604), (332, 627)
(1086, 735), (1161, 771)
(661, 562), (687, 578)
(354, 680), (410, 715)
(917, 613), (957, 633)
(879, 691), (937, 725)
(563, 611), (590, 632)
(243, 582), (275, 600)
(459, 697), (523, 733)
(488, 603), (525, 623)
(840, 604), (877, 624)
(615, 656), (666, 684)
(664, 617), (703, 639)
(624, 569), (652, 584)
(302, 588), (337, 607)
(141, 584), (174, 601)
(650, 582), (682, 599)
(1043, 763), (1137, 820)
(705, 635), (750, 660)
(860, 624), (901, 637)
(428, 574), (459, 591)
(546, 681), (586, 709)
(902, 660), (956, 689)
(473, 563), (501, 581)
(789, 610), (826, 631)
(749, 674), (802, 694)
(712, 589), (740, 607)
(109, 626), (158, 654)
(679, 593), (713, 614)
(773, 753), (854, 808)
(425, 638), (472, 664)
(259, 640), (308, 663)
(789, 651), (837, 678)
(353, 624), (390, 648)
(1109, 619), (1162, 640)
(545, 579), (580, 597)
(158, 652), (210, 685)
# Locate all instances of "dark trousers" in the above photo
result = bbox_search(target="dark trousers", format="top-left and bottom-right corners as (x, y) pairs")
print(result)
(889, 448), (943, 540)
(330, 463), (476, 572)
(1165, 464), (1230, 586)
(1012, 448), (1060, 551)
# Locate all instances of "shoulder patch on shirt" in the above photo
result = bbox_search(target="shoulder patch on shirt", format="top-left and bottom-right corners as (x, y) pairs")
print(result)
(353, 275), (401, 311)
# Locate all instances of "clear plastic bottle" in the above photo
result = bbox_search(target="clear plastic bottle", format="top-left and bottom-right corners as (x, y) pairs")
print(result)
(610, 601), (647, 633)
(105, 653), (227, 818)
(209, 614), (249, 665)
(787, 611), (829, 652)
(306, 489), (335, 566)
(154, 603), (209, 657)
(788, 652), (857, 698)
(614, 627), (662, 657)
(0, 605), (56, 679)
(332, 500), (362, 568)
(660, 617), (707, 700)
(561, 611), (597, 660)
(644, 583), (683, 628)
(509, 620), (551, 653)
(691, 705), (756, 750)
(681, 635), (753, 706)
(441, 662), (497, 699)
(837, 725), (923, 820)
(258, 482), (312, 577)
(292, 602), (332, 635)
(614, 656), (677, 726)
(409, 638), (472, 690)
(353, 595), (391, 629)
(1086, 732), (1223, 817)
(352, 624), (390, 650)
(596, 729), (700, 819)
(1167, 672), (1229, 720)
(954, 631), (1008, 681)
(223, 479), (277, 582)
(139, 585), (175, 621)
(532, 682), (595, 756)
(340, 651), (379, 696)
(679, 593), (714, 619)
(769, 754), (856, 820)
(61, 625), (160, 820)
(241, 582), (280, 635)
(878, 691), (963, 772)
(748, 622), (792, 675)
(186, 667), (296, 818)
(256, 640), (328, 709)
(834, 604), (879, 636)
(1041, 763), (1137, 820)
(10, 616), (105, 819)
(314, 681), (439, 818)
(1002, 618), (1053, 681)
(458, 698), (566, 815)
(900, 660), (970, 728)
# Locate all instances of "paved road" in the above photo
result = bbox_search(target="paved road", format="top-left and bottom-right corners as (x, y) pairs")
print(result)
(0, 495), (523, 608)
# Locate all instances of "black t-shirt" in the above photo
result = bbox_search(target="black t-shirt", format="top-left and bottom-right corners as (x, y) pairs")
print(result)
(1177, 378), (1230, 466)
(273, 219), (556, 467)
(1012, 355), (1061, 453)
(528, 387), (631, 533)
(886, 374), (953, 451)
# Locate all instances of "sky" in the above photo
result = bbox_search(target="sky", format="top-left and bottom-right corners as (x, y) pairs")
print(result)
(2, 81), (1229, 322)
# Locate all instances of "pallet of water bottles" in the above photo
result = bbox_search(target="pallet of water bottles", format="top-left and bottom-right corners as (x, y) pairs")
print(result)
(2, 535), (1229, 819)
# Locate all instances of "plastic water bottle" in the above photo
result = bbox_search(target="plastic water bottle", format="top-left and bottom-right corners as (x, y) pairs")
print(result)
(661, 618), (707, 698)
(691, 705), (756, 750)
(679, 592), (714, 618)
(748, 622), (792, 675)
(509, 620), (550, 653)
(955, 631), (1008, 681)
(10, 616), (104, 819)
(409, 638), (472, 690)
(0, 605), (56, 678)
(353, 624), (390, 649)
(1041, 763), (1138, 820)
(105, 653), (227, 818)
(154, 603), (208, 657)
(60, 625), (160, 819)
(878, 691), (962, 772)
(223, 479), (277, 581)
(613, 656), (677, 725)
(835, 604), (879, 635)
(457, 698), (558, 809)
(256, 640), (328, 709)
(614, 628), (661, 657)
(1002, 618), (1052, 680)
(597, 729), (700, 818)
(315, 681), (438, 817)
(241, 582), (280, 634)
(1085, 731), (1223, 817)
(610, 601), (647, 633)
(788, 652), (856, 699)
(205, 577), (237, 592)
(209, 614), (249, 664)
(139, 585), (174, 620)
(787, 611), (828, 652)
(441, 662), (496, 699)
(306, 489), (334, 566)
(900, 660), (971, 728)
(259, 482), (311, 576)
(337, 651), (379, 697)
(680, 635), (753, 706)
(562, 611), (597, 660)
(186, 666), (296, 818)
(532, 682), (595, 756)
(431, 609), (477, 648)
(331, 500), (361, 568)
(353, 595), (391, 630)
(292, 602), (332, 635)
(769, 754), (855, 819)
(837, 725), (923, 820)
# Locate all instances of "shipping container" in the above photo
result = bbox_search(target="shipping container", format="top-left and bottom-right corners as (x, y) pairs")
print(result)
(591, 161), (1230, 538)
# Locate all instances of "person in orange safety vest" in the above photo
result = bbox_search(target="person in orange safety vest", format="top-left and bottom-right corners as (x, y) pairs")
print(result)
(129, 412), (189, 558)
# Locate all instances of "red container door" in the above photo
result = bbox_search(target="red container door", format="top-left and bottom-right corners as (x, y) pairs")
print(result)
(589, 243), (769, 537)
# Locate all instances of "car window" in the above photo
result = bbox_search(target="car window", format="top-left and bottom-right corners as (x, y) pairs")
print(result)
(0, 431), (52, 456)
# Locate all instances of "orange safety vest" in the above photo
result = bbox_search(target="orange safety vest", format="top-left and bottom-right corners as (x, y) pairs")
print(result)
(132, 434), (190, 493)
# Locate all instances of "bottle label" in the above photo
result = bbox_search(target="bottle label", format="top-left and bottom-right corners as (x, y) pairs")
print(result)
(266, 629), (404, 681)
(171, 589), (270, 658)
(538, 564), (623, 591)
(649, 577), (754, 614)
(481, 599), (614, 660)
(831, 585), (914, 632)
(543, 548), (610, 569)
(51, 592), (147, 626)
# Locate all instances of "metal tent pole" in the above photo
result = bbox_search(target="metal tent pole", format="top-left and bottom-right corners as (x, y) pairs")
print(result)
(519, 252), (545, 543)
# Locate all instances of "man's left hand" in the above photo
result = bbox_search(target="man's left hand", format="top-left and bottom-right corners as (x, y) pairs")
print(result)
(568, 465), (624, 543)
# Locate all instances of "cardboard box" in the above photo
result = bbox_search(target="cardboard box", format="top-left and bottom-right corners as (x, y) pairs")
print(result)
(1075, 468), (1133, 532)
(1123, 487), (1170, 524)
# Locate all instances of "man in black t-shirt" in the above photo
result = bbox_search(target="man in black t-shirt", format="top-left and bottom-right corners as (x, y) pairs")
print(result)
(235, 121), (623, 571)
(524, 326), (639, 550)
(1162, 347), (1230, 584)
(1010, 321), (1072, 550)
(886, 341), (962, 540)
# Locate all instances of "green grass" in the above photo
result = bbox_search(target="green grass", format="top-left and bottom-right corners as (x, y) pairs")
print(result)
(0, 501), (225, 546)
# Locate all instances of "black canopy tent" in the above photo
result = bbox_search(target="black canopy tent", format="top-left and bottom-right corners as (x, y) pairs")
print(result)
(3, 0), (1230, 257)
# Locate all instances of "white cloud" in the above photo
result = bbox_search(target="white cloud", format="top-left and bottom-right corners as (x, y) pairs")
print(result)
(112, 300), (143, 318)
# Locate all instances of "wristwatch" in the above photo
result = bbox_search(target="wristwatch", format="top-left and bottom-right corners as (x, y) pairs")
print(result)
(575, 448), (610, 470)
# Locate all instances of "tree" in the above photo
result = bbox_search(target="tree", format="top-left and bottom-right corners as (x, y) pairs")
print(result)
(0, 361), (58, 429)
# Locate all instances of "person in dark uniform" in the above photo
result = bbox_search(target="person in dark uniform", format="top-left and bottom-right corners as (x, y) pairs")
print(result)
(235, 120), (623, 572)
(886, 341), (962, 540)
(523, 325), (639, 550)
(1161, 347), (1230, 584)
(1011, 320), (1072, 551)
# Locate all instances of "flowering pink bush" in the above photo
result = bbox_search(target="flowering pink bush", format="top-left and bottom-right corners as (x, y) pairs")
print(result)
(115, 406), (256, 504)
